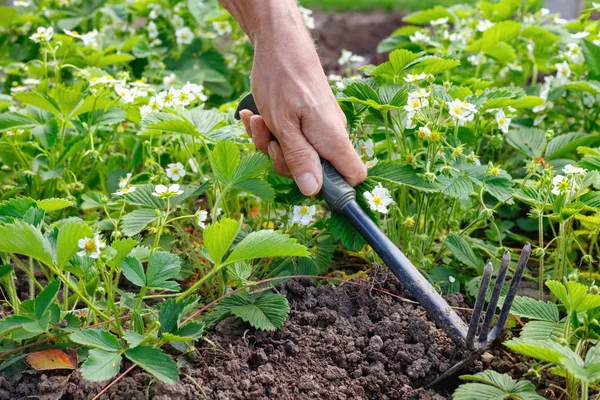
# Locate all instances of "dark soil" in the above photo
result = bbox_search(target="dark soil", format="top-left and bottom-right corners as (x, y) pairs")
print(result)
(312, 12), (405, 73)
(3, 268), (561, 400)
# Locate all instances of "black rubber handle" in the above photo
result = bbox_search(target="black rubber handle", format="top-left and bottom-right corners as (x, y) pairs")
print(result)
(234, 93), (356, 211)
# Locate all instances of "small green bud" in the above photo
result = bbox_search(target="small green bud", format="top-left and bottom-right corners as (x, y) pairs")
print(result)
(423, 171), (437, 183)
(155, 209), (161, 217)
(443, 81), (452, 88)
(568, 272), (578, 281)
(590, 285), (599, 295)
(545, 129), (554, 140)
(426, 74), (435, 84)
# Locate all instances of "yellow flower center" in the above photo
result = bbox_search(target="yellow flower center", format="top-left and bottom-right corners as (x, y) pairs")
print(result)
(373, 196), (382, 205)
(300, 206), (309, 215)
(490, 167), (501, 176)
(499, 118), (505, 125)
(84, 240), (97, 252)
(454, 107), (462, 115)
(172, 167), (179, 174)
(412, 100), (420, 108)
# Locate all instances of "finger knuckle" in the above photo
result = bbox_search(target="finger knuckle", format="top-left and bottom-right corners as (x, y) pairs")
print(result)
(284, 147), (315, 168)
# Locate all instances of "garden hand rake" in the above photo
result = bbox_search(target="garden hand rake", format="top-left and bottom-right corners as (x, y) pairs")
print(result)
(234, 93), (530, 360)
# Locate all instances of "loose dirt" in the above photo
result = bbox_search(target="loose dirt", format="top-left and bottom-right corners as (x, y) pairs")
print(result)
(3, 268), (559, 400)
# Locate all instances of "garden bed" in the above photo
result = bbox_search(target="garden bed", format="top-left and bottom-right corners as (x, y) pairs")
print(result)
(2, 269), (559, 400)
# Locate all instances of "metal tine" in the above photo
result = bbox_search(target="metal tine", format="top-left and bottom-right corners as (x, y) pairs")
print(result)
(478, 251), (510, 341)
(485, 243), (531, 344)
(466, 262), (493, 349)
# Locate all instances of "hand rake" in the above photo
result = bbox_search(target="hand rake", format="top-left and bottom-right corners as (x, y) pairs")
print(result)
(235, 93), (531, 382)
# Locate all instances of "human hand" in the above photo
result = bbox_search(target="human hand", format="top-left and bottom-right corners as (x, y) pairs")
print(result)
(236, 5), (366, 196)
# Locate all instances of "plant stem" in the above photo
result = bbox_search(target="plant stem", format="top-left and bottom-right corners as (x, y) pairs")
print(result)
(538, 213), (545, 300)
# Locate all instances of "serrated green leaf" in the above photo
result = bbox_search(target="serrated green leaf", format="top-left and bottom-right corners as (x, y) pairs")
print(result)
(146, 251), (181, 291)
(224, 230), (308, 266)
(521, 320), (564, 341)
(204, 218), (241, 265)
(108, 238), (139, 269)
(370, 49), (421, 79)
(124, 330), (145, 348)
(36, 198), (72, 212)
(0, 220), (54, 266)
(125, 346), (179, 384)
(505, 338), (581, 365)
(35, 280), (60, 319)
(506, 128), (546, 158)
(121, 209), (159, 237)
(56, 220), (94, 269)
(369, 162), (439, 192)
(403, 6), (452, 25)
(226, 262), (252, 283)
(13, 91), (62, 117)
(439, 174), (473, 199)
(233, 153), (270, 182)
(484, 176), (513, 203)
(0, 112), (39, 132)
(466, 21), (522, 53)
(583, 39), (600, 77)
(80, 350), (122, 382)
(231, 178), (275, 201)
(159, 299), (185, 334)
(231, 293), (290, 331)
(210, 141), (240, 184)
(70, 328), (121, 352)
(455, 370), (544, 400)
(124, 184), (163, 209)
(446, 233), (482, 270)
(545, 132), (600, 160)
(120, 256), (146, 288)
(510, 296), (560, 322)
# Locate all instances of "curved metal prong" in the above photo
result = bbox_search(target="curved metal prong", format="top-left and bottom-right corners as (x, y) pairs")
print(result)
(466, 262), (493, 349)
(486, 243), (531, 344)
(478, 251), (510, 341)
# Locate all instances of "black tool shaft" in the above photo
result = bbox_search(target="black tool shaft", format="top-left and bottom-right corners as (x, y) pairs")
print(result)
(340, 200), (469, 345)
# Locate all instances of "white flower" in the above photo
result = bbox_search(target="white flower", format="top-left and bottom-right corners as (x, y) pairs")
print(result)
(163, 73), (176, 90)
(468, 53), (485, 66)
(477, 20), (494, 32)
(417, 126), (431, 139)
(166, 162), (186, 181)
(565, 43), (583, 64)
(10, 86), (27, 94)
(495, 110), (511, 134)
(188, 157), (200, 173)
(119, 173), (132, 188)
(404, 73), (428, 83)
(212, 21), (231, 36)
(508, 62), (522, 72)
(555, 61), (571, 83)
(173, 89), (193, 107)
(337, 49), (363, 66)
(182, 82), (208, 102)
(30, 27), (53, 43)
(152, 184), (184, 198)
(14, 1), (30, 6)
(90, 75), (118, 87)
(563, 164), (587, 176)
(64, 29), (98, 47)
(172, 15), (185, 29)
(77, 235), (105, 259)
(447, 99), (477, 123)
(350, 54), (365, 65)
(23, 78), (40, 86)
(408, 88), (428, 99)
(158, 88), (177, 107)
(115, 84), (137, 103)
(140, 105), (153, 118)
(176, 27), (194, 45)
(365, 158), (379, 169)
(292, 205), (316, 226)
(554, 17), (568, 25)
(113, 186), (136, 196)
(299, 6), (315, 30)
(197, 210), (209, 229)
(533, 114), (547, 126)
(552, 175), (571, 195)
(365, 184), (395, 214)
(405, 97), (429, 113)
(594, 2), (600, 9)
(540, 8), (550, 17)
(356, 139), (374, 158)
(327, 74), (343, 82)
(430, 17), (449, 26)
(449, 276), (456, 283)
(147, 21), (159, 39)
(409, 31), (431, 45)
(404, 112), (417, 129)
(571, 31), (590, 39)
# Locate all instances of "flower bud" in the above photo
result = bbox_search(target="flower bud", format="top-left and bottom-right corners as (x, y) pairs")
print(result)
(590, 285), (599, 295)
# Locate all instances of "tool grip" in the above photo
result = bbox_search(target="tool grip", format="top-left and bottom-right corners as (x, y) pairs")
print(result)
(234, 93), (356, 211)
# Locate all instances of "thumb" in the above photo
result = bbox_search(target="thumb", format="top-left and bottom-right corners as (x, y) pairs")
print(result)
(275, 125), (323, 196)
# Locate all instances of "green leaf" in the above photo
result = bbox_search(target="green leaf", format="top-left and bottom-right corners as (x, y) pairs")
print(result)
(506, 128), (546, 158)
(159, 299), (185, 334)
(36, 198), (72, 212)
(484, 176), (513, 203)
(521, 320), (564, 341)
(142, 114), (199, 136)
(546, 280), (600, 313)
(0, 112), (39, 132)
(203, 218), (241, 265)
(80, 349), (122, 382)
(123, 330), (145, 348)
(0, 264), (13, 280)
(328, 213), (366, 251)
(124, 346), (179, 384)
(226, 262), (252, 282)
(146, 251), (181, 291)
(545, 132), (600, 160)
(70, 329), (122, 352)
(97, 53), (135, 67)
(403, 6), (452, 25)
(455, 370), (544, 400)
(439, 174), (474, 199)
(231, 178), (275, 201)
(446, 233), (482, 271)
(0, 6), (17, 27)
(187, 108), (222, 135)
(121, 209), (159, 237)
(369, 162), (439, 192)
(505, 338), (581, 365)
(107, 238), (139, 269)
(35, 280), (60, 319)
(370, 49), (421, 79)
(510, 296), (560, 322)
(224, 230), (309, 266)
(120, 256), (146, 288)
(230, 293), (290, 331)
(0, 220), (54, 266)
(466, 21), (522, 53)
(233, 153), (270, 182)
(583, 40), (600, 77)
(210, 141), (240, 184)
(124, 184), (163, 209)
(56, 220), (94, 269)
(13, 91), (62, 118)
